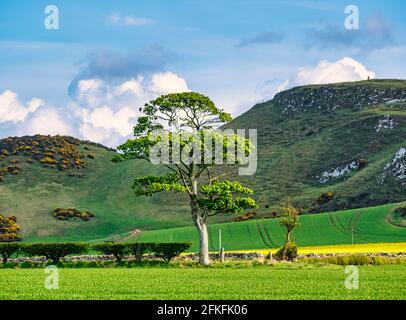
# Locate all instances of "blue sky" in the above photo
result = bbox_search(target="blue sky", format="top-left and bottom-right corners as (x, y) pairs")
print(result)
(0, 0), (405, 146)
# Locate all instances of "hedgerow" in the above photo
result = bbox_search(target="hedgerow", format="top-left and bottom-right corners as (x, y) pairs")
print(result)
(92, 243), (128, 262)
(0, 243), (22, 263)
(23, 243), (89, 264)
(0, 242), (192, 266)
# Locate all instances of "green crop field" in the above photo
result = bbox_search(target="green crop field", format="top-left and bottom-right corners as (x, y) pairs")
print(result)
(1, 265), (405, 300)
(131, 203), (406, 251)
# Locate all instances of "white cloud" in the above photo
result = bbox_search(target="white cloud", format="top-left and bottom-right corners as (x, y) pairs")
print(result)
(260, 57), (376, 100)
(124, 16), (153, 26)
(76, 79), (105, 107)
(115, 77), (145, 96)
(81, 106), (137, 137)
(0, 90), (43, 123)
(108, 13), (153, 26)
(293, 57), (375, 85)
(24, 107), (72, 136)
(149, 72), (190, 94)
(72, 71), (190, 146)
(0, 90), (72, 137)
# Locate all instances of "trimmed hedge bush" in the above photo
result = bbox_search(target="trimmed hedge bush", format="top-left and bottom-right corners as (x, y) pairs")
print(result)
(92, 243), (128, 262)
(126, 243), (151, 262)
(0, 243), (22, 264)
(23, 243), (88, 264)
(92, 242), (192, 263)
(151, 242), (192, 262)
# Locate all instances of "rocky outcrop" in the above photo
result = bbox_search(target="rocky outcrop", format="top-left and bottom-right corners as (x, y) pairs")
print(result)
(273, 83), (406, 115)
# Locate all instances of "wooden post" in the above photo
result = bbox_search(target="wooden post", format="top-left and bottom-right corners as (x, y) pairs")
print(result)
(219, 229), (222, 252)
(220, 247), (225, 262)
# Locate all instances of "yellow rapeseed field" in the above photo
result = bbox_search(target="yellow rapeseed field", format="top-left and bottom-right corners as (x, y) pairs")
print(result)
(230, 242), (406, 255)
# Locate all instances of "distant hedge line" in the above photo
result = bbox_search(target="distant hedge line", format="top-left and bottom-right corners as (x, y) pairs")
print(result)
(0, 242), (191, 264)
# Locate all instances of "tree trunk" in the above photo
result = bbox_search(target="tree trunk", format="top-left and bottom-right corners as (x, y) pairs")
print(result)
(190, 169), (210, 265)
(193, 210), (210, 265)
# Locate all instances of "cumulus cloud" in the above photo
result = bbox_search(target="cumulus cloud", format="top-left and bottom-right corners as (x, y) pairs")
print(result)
(24, 107), (73, 136)
(70, 71), (190, 146)
(0, 90), (43, 123)
(293, 57), (375, 85)
(259, 57), (375, 99)
(149, 72), (189, 94)
(307, 14), (394, 50)
(235, 32), (283, 47)
(0, 89), (74, 138)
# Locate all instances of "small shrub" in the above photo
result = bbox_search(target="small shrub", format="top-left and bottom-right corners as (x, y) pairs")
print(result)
(233, 212), (256, 222)
(0, 243), (22, 264)
(151, 242), (192, 263)
(316, 192), (334, 205)
(0, 214), (22, 242)
(92, 243), (128, 262)
(52, 208), (95, 221)
(23, 243), (88, 264)
(357, 158), (368, 170)
(40, 157), (57, 165)
(275, 241), (298, 261)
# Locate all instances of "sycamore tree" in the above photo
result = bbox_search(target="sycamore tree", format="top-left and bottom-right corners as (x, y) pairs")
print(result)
(114, 92), (257, 265)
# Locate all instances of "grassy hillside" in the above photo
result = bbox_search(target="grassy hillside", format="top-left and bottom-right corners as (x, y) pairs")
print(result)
(131, 203), (406, 251)
(224, 79), (406, 214)
(0, 136), (204, 241)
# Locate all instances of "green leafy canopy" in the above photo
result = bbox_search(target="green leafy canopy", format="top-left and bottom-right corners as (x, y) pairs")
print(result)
(114, 92), (257, 219)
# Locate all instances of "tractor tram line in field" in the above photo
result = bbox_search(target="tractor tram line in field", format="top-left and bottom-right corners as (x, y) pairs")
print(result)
(133, 203), (406, 252)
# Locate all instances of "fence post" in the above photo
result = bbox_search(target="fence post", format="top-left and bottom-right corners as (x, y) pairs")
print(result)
(220, 247), (225, 262)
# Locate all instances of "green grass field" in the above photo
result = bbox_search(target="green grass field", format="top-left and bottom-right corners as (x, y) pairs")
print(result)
(131, 203), (406, 251)
(1, 265), (405, 300)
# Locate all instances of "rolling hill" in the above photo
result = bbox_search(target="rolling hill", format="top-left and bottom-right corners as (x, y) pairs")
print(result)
(0, 136), (196, 241)
(0, 79), (405, 241)
(225, 79), (406, 214)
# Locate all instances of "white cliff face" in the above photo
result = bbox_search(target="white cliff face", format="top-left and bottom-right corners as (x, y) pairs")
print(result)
(375, 115), (396, 133)
(384, 98), (406, 105)
(381, 147), (406, 184)
(274, 85), (406, 115)
(317, 161), (359, 184)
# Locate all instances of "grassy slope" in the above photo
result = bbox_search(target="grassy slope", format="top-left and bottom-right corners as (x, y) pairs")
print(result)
(132, 203), (406, 251)
(224, 79), (406, 214)
(0, 144), (205, 242)
(1, 265), (405, 299)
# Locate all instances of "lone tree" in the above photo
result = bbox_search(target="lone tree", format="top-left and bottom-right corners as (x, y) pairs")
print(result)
(276, 203), (300, 261)
(114, 92), (257, 265)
